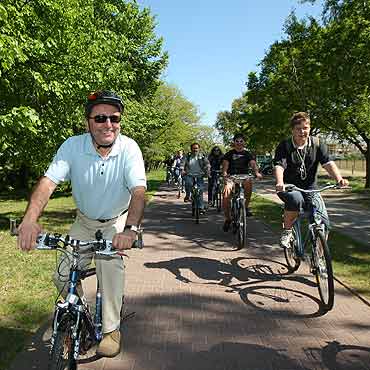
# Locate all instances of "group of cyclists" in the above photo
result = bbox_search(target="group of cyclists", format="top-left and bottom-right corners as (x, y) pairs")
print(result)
(166, 111), (349, 249)
(16, 89), (349, 362)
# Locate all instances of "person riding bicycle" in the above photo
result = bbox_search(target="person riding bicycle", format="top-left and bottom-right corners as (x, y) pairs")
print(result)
(274, 112), (349, 248)
(17, 90), (146, 358)
(207, 146), (224, 205)
(180, 143), (210, 212)
(222, 134), (262, 232)
(164, 155), (175, 183)
(173, 149), (184, 185)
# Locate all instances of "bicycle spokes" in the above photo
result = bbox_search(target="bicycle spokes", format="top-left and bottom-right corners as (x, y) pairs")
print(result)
(313, 231), (334, 311)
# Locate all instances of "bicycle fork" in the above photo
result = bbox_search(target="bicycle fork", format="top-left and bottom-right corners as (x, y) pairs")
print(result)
(309, 224), (327, 275)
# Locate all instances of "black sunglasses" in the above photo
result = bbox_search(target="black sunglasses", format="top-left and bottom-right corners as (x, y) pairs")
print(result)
(89, 114), (121, 124)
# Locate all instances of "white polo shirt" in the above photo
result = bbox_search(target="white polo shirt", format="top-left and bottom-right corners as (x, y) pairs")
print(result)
(45, 133), (146, 220)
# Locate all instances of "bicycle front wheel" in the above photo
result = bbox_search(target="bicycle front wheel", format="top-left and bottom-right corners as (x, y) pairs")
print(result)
(192, 197), (200, 224)
(236, 205), (247, 249)
(49, 314), (77, 370)
(216, 189), (222, 212)
(313, 230), (334, 311)
(284, 226), (301, 273)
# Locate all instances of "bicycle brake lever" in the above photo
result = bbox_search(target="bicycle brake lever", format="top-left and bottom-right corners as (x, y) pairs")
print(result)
(37, 234), (53, 250)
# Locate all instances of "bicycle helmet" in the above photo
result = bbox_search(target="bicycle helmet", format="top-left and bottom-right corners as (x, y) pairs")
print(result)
(85, 90), (124, 117)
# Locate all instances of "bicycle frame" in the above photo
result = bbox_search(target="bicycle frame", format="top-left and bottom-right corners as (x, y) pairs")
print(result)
(211, 170), (222, 206)
(281, 182), (347, 311)
(51, 248), (102, 359)
(231, 183), (244, 214)
(228, 174), (253, 249)
(293, 203), (326, 258)
(189, 175), (203, 223)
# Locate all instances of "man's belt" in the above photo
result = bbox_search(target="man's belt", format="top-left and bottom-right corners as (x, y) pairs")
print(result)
(96, 209), (128, 223)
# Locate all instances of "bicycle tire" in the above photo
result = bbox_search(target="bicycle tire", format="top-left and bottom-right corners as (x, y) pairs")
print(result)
(236, 204), (247, 249)
(48, 313), (77, 370)
(284, 226), (301, 273)
(231, 198), (237, 234)
(195, 205), (200, 224)
(216, 188), (222, 212)
(194, 193), (200, 224)
(313, 230), (334, 311)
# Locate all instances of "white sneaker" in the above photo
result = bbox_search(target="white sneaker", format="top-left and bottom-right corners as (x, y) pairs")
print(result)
(280, 229), (293, 248)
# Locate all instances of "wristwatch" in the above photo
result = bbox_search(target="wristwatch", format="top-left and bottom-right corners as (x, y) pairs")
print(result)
(124, 224), (139, 234)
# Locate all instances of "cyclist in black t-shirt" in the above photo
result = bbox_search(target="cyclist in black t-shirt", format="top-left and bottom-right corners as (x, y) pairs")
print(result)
(207, 146), (223, 205)
(222, 134), (262, 232)
(274, 112), (349, 248)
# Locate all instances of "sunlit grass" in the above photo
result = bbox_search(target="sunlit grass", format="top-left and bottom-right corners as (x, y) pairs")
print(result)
(251, 193), (370, 298)
(0, 169), (164, 370)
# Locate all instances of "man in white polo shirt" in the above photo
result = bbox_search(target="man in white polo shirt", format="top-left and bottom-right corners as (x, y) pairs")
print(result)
(17, 90), (146, 358)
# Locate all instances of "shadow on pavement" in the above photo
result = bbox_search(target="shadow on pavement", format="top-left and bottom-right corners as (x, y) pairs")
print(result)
(165, 341), (310, 370)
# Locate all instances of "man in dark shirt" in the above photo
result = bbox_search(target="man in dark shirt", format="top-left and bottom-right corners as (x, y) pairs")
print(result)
(222, 134), (262, 231)
(274, 112), (349, 248)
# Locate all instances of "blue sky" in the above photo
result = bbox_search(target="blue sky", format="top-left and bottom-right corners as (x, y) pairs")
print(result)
(137, 1), (324, 126)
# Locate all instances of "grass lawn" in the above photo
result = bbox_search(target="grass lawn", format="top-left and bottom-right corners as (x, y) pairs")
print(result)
(0, 169), (165, 370)
(252, 193), (370, 299)
(318, 174), (370, 207)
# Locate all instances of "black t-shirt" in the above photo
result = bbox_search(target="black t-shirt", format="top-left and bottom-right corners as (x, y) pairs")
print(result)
(273, 136), (330, 189)
(208, 154), (223, 172)
(223, 149), (255, 175)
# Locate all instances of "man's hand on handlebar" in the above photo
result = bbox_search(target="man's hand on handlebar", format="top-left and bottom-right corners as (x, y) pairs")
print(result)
(275, 183), (285, 193)
(255, 172), (263, 180)
(17, 220), (42, 252)
(112, 231), (137, 255)
(337, 178), (349, 188)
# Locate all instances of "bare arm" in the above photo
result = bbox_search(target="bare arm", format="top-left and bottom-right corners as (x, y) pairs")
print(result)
(113, 186), (146, 251)
(18, 176), (57, 250)
(274, 165), (285, 192)
(249, 159), (262, 179)
(126, 186), (146, 226)
(322, 161), (349, 186)
(222, 159), (229, 177)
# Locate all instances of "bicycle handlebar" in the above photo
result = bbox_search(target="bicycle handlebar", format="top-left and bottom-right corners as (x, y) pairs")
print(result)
(284, 183), (351, 193)
(10, 219), (143, 254)
(36, 233), (131, 256)
(228, 174), (254, 183)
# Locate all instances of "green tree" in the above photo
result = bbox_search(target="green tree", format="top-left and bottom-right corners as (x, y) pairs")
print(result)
(0, 0), (167, 190)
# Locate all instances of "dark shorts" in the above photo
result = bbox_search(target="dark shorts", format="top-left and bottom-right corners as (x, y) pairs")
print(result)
(277, 190), (330, 226)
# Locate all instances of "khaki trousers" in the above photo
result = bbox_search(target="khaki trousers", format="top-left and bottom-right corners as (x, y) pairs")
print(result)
(53, 210), (127, 333)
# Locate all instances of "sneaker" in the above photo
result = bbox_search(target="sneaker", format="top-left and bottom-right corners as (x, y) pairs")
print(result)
(184, 196), (190, 202)
(280, 229), (293, 248)
(96, 329), (121, 358)
(223, 219), (232, 232)
(246, 208), (253, 217)
(199, 209), (206, 215)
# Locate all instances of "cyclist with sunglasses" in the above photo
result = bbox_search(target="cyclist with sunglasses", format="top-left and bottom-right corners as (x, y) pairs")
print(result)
(222, 133), (262, 232)
(17, 90), (146, 358)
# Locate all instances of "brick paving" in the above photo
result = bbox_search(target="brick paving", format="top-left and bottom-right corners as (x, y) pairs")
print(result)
(9, 184), (370, 370)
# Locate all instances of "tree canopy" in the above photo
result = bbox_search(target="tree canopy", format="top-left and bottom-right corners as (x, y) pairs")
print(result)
(0, 0), (213, 191)
(216, 0), (370, 187)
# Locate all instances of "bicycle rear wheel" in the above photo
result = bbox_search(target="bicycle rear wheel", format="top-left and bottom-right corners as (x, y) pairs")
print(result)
(313, 230), (334, 311)
(49, 313), (77, 370)
(236, 204), (247, 249)
(284, 226), (301, 273)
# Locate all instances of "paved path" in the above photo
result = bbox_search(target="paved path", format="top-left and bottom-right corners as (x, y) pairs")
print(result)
(253, 178), (370, 247)
(9, 184), (370, 370)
